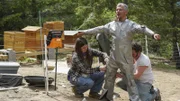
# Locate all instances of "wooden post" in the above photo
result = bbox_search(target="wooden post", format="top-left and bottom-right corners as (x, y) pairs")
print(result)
(48, 48), (55, 59)
(177, 42), (180, 57)
(54, 48), (58, 90)
(145, 35), (148, 56)
(44, 35), (49, 95)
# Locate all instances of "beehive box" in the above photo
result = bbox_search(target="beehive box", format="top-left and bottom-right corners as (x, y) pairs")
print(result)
(43, 21), (64, 30)
(63, 31), (82, 45)
(4, 31), (25, 52)
(4, 31), (15, 41)
(36, 28), (49, 50)
(13, 32), (25, 52)
(4, 31), (15, 49)
(4, 41), (14, 49)
(43, 21), (65, 40)
(22, 26), (42, 50)
(24, 31), (36, 50)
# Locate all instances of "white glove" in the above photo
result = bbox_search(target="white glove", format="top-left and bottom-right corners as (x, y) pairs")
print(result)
(104, 58), (109, 65)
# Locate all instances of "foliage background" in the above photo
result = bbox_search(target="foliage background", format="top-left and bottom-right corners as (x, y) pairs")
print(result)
(0, 0), (180, 60)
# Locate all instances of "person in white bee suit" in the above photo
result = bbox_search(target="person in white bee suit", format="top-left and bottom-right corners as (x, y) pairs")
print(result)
(79, 2), (161, 101)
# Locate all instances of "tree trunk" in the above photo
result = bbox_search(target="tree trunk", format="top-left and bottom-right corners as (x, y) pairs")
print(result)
(171, 1), (180, 69)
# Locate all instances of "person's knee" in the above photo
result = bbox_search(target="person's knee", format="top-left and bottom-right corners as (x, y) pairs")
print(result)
(87, 80), (94, 88)
(99, 72), (105, 79)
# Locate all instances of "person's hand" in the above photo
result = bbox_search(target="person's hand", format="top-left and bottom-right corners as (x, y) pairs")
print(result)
(104, 58), (109, 65)
(153, 34), (161, 40)
(116, 72), (123, 78)
(77, 32), (84, 36)
(99, 65), (106, 72)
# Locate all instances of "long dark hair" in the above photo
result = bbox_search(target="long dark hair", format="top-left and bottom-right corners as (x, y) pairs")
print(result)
(75, 37), (92, 64)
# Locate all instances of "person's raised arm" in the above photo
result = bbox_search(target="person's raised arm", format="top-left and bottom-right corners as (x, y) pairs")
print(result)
(131, 23), (161, 40)
(78, 23), (113, 35)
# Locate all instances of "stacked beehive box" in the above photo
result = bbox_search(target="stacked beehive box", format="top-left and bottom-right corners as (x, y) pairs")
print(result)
(4, 31), (15, 49)
(22, 26), (41, 50)
(43, 21), (65, 40)
(4, 21), (64, 52)
(22, 26), (49, 50)
(36, 28), (49, 49)
(13, 32), (25, 52)
(4, 31), (25, 52)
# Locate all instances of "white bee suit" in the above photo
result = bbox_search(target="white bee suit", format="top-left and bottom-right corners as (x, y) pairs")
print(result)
(83, 19), (154, 101)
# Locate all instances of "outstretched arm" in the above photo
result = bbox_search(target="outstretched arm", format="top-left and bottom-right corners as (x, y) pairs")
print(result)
(131, 23), (161, 40)
(78, 24), (112, 35)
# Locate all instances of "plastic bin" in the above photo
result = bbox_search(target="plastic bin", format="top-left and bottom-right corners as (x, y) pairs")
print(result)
(0, 62), (20, 74)
(24, 76), (54, 86)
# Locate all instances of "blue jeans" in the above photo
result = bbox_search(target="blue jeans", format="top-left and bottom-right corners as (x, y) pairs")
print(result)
(135, 81), (156, 101)
(70, 72), (105, 94)
(117, 79), (158, 101)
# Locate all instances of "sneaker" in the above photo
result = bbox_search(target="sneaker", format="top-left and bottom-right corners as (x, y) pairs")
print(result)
(71, 86), (84, 98)
(155, 88), (161, 101)
(99, 89), (108, 100)
(89, 92), (101, 99)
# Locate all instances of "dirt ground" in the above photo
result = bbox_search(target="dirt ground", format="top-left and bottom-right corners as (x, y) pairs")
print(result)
(0, 62), (180, 101)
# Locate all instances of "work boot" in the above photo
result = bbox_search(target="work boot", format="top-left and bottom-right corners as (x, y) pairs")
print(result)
(71, 86), (84, 98)
(100, 97), (113, 101)
(154, 88), (161, 101)
(75, 93), (84, 98)
(89, 92), (101, 99)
